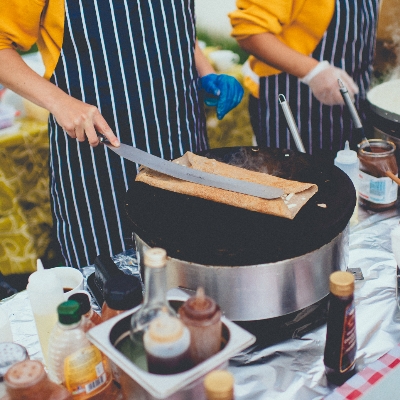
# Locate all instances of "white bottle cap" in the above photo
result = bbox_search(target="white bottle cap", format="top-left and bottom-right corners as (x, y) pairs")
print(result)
(335, 141), (358, 165)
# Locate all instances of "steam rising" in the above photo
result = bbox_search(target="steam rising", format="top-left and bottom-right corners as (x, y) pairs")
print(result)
(225, 147), (298, 179)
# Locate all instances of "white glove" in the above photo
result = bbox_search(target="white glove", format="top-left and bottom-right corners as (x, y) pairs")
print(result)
(300, 61), (359, 106)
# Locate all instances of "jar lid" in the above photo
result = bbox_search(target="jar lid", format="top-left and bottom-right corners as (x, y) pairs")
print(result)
(0, 343), (29, 380)
(204, 370), (234, 400)
(144, 248), (167, 268)
(104, 274), (143, 310)
(5, 360), (46, 389)
(329, 271), (355, 297)
(58, 300), (81, 324)
(68, 291), (91, 314)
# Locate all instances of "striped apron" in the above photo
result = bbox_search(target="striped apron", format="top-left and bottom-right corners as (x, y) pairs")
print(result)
(49, 0), (207, 268)
(249, 0), (379, 154)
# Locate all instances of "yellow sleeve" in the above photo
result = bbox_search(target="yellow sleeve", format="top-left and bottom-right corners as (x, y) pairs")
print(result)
(0, 0), (45, 52)
(0, 0), (65, 80)
(229, 0), (294, 40)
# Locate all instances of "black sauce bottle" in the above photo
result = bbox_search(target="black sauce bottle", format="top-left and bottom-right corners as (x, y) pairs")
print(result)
(324, 271), (357, 386)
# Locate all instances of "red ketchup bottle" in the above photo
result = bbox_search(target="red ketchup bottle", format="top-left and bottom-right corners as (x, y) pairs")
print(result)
(178, 287), (222, 365)
(323, 271), (357, 385)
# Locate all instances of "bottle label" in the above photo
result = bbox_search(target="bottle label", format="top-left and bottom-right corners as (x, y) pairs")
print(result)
(358, 171), (398, 204)
(64, 345), (107, 395)
(339, 302), (356, 373)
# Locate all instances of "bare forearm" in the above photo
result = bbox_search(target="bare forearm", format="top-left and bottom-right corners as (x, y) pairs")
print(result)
(194, 40), (215, 77)
(0, 48), (119, 146)
(237, 33), (318, 78)
(0, 48), (71, 114)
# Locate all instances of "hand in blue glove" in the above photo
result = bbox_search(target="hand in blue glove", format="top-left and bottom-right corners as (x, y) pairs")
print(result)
(200, 74), (244, 120)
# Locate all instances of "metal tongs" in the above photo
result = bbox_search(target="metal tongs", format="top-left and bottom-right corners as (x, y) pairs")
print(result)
(278, 94), (306, 153)
(337, 79), (372, 152)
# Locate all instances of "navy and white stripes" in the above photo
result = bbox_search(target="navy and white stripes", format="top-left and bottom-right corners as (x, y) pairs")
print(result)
(49, 0), (207, 268)
(251, 0), (379, 154)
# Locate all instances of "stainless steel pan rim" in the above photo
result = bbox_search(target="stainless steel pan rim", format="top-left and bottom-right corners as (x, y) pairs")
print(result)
(134, 225), (349, 322)
(367, 80), (400, 123)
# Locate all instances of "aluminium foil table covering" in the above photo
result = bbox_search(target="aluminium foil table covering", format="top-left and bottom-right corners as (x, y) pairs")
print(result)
(1, 206), (400, 399)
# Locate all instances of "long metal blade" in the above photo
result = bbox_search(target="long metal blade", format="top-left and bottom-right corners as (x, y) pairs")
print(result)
(103, 142), (284, 199)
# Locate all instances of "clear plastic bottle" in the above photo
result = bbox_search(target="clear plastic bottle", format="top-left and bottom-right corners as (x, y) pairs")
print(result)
(143, 310), (192, 374)
(101, 274), (143, 322)
(47, 300), (115, 399)
(26, 269), (65, 365)
(68, 291), (102, 331)
(130, 248), (176, 371)
(179, 287), (222, 365)
(334, 141), (359, 191)
(204, 370), (235, 400)
(3, 359), (72, 400)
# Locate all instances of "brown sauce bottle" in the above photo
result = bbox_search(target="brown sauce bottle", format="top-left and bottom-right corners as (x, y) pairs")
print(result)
(178, 287), (222, 365)
(143, 311), (192, 375)
(68, 291), (102, 331)
(324, 271), (357, 386)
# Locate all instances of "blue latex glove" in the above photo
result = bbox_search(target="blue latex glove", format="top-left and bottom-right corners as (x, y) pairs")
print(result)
(200, 74), (244, 120)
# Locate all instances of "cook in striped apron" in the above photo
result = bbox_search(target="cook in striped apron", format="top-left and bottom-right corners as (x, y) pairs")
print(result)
(248, 0), (379, 154)
(49, 1), (209, 268)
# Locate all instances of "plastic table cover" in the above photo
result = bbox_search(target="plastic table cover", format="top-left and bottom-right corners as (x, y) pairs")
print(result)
(1, 205), (400, 399)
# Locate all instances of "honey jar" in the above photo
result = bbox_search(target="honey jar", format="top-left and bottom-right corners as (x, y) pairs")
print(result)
(357, 139), (398, 211)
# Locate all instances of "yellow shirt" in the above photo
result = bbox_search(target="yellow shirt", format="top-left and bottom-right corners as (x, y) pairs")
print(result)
(229, 0), (335, 96)
(0, 0), (64, 80)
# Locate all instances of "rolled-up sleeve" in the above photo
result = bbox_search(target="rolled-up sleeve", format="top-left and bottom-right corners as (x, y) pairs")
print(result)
(0, 0), (45, 52)
(228, 0), (292, 41)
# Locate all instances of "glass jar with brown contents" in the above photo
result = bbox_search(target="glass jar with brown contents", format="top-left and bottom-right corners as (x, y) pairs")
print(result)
(357, 139), (398, 211)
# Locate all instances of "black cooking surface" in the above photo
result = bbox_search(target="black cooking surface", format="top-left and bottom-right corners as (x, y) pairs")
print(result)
(125, 147), (355, 266)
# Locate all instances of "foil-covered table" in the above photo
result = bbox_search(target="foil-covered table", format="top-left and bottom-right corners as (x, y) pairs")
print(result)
(2, 205), (400, 399)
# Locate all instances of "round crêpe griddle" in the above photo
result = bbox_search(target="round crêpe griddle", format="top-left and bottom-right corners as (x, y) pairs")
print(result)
(125, 147), (355, 266)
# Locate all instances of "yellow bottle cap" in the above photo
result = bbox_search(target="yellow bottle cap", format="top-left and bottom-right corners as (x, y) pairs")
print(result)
(144, 248), (167, 268)
(204, 370), (234, 400)
(329, 271), (355, 297)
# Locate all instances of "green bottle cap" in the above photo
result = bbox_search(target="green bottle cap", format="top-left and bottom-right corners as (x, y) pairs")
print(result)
(57, 300), (81, 325)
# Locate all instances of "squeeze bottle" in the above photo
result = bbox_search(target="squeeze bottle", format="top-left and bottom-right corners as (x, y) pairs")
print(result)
(143, 311), (192, 375)
(68, 291), (102, 331)
(47, 300), (116, 399)
(26, 270), (64, 365)
(178, 287), (222, 365)
(334, 141), (359, 191)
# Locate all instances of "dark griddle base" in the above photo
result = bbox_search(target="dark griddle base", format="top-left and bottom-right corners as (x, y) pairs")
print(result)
(125, 147), (355, 266)
(235, 296), (329, 348)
